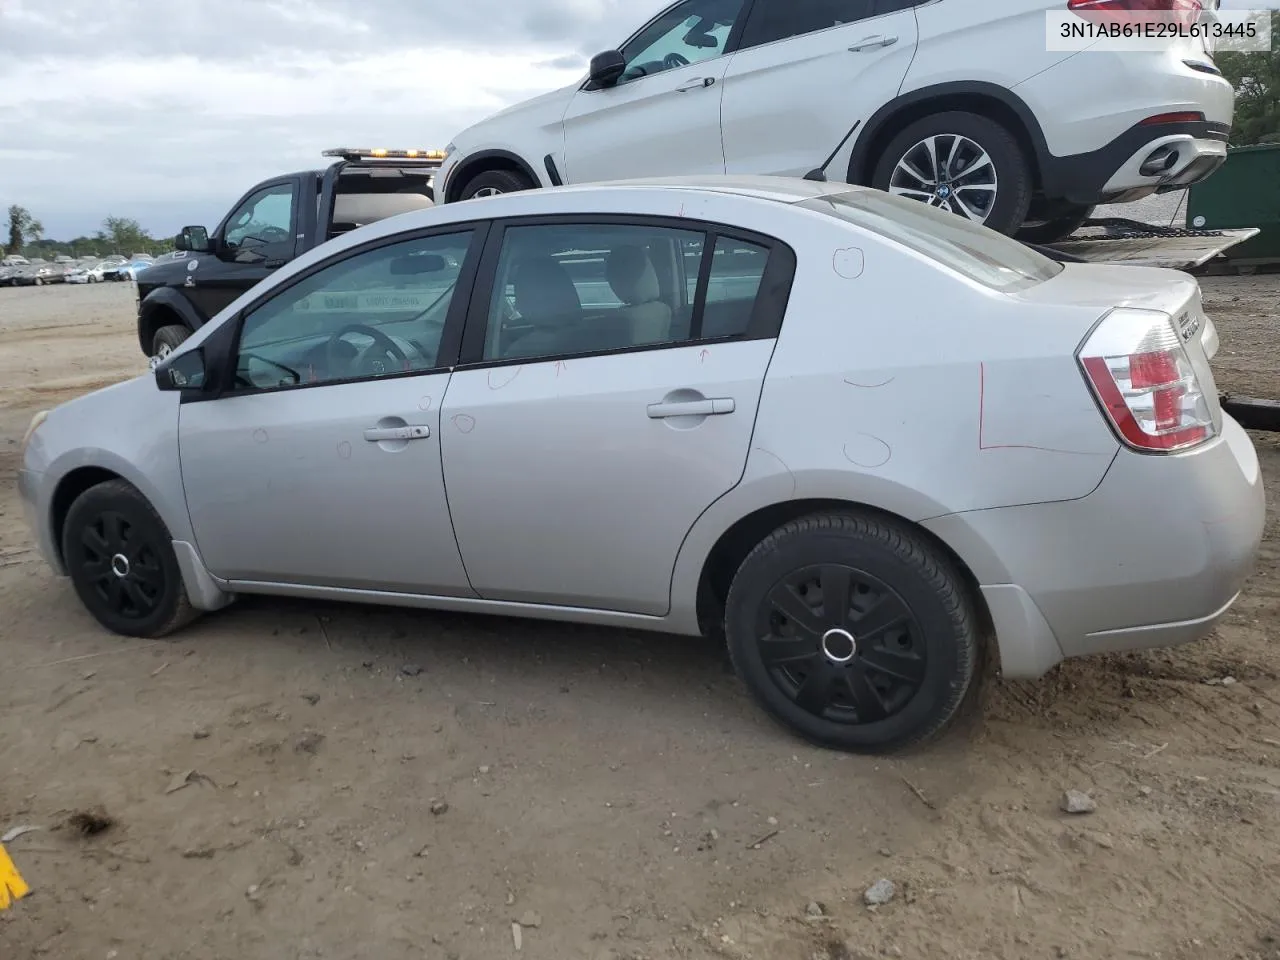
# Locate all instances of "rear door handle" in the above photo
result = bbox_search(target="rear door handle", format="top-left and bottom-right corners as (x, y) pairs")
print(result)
(675, 77), (715, 92)
(849, 34), (898, 52)
(364, 425), (431, 442)
(647, 398), (735, 419)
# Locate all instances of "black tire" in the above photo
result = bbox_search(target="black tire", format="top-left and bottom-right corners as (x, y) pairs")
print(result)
(152, 323), (191, 359)
(724, 512), (983, 754)
(61, 479), (198, 639)
(1016, 204), (1096, 245)
(457, 167), (536, 202)
(870, 110), (1033, 236)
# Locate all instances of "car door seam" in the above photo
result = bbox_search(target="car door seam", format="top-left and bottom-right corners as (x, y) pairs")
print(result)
(662, 336), (784, 617)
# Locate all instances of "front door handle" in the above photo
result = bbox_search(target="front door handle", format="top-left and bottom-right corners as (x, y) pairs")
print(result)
(647, 398), (735, 419)
(675, 77), (715, 92)
(364, 424), (431, 442)
(849, 34), (898, 52)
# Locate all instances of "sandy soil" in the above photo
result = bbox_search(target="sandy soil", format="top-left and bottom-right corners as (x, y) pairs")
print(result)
(2, 278), (1280, 960)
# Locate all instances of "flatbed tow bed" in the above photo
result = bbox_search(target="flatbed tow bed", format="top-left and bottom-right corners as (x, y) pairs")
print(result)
(1041, 218), (1261, 271)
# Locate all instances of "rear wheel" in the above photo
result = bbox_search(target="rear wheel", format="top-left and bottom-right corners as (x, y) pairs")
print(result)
(458, 168), (536, 202)
(725, 512), (983, 754)
(871, 111), (1033, 236)
(61, 479), (198, 638)
(1016, 203), (1096, 245)
(152, 324), (191, 360)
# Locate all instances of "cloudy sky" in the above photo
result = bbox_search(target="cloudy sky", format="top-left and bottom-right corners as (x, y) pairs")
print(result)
(0, 0), (1273, 241)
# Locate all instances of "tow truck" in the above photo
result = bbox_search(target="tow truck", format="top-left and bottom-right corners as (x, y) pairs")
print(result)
(135, 148), (445, 360)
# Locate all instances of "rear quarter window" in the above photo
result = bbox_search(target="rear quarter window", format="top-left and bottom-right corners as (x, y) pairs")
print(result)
(797, 189), (1064, 293)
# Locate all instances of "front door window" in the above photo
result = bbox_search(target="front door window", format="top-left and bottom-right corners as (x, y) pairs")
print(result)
(222, 183), (296, 263)
(618, 0), (746, 84)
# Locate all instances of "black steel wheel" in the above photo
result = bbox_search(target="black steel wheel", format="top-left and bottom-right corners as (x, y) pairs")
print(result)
(725, 513), (983, 754)
(62, 479), (197, 638)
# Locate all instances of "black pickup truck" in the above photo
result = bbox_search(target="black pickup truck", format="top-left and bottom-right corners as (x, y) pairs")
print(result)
(136, 148), (445, 360)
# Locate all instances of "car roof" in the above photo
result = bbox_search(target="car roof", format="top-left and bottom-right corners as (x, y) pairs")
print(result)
(553, 174), (865, 204)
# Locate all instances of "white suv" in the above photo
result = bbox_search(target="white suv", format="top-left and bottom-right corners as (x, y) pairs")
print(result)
(436, 0), (1234, 242)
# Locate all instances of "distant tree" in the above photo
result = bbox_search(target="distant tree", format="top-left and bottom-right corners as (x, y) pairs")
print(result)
(97, 215), (154, 254)
(6, 204), (44, 254)
(1217, 11), (1280, 146)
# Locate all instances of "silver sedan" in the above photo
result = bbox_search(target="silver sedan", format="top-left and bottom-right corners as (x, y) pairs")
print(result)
(17, 176), (1265, 753)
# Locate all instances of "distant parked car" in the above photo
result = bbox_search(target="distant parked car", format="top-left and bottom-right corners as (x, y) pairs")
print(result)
(101, 257), (135, 282)
(119, 256), (157, 281)
(65, 259), (103, 284)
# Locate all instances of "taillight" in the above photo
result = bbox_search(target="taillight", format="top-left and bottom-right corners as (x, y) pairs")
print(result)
(1067, 0), (1203, 27)
(1078, 308), (1216, 453)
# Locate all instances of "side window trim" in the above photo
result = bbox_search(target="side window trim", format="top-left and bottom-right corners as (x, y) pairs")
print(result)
(194, 220), (492, 401)
(738, 0), (880, 51)
(581, 0), (762, 92)
(455, 213), (797, 370)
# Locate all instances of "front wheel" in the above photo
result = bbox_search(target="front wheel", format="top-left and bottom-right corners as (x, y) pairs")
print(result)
(871, 111), (1033, 236)
(152, 324), (191, 360)
(457, 168), (536, 202)
(62, 479), (198, 638)
(725, 513), (983, 754)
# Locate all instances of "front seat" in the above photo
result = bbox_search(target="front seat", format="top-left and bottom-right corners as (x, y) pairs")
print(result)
(605, 245), (672, 346)
(503, 254), (584, 359)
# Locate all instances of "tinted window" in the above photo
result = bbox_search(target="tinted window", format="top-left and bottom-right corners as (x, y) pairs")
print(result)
(224, 183), (296, 262)
(618, 0), (746, 84)
(234, 231), (473, 391)
(484, 223), (707, 361)
(700, 237), (770, 339)
(740, 0), (874, 47)
(798, 189), (1063, 292)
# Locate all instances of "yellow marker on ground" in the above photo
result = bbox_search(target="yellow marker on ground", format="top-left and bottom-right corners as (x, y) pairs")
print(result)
(0, 843), (31, 910)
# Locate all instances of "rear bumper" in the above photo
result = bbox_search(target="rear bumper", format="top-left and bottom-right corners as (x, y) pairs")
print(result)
(1043, 119), (1231, 206)
(926, 416), (1265, 679)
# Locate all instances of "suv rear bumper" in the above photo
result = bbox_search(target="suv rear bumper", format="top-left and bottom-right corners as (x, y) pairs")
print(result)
(1042, 119), (1231, 207)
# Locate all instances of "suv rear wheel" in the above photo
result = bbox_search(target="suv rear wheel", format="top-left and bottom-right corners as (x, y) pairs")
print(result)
(724, 512), (983, 754)
(1016, 203), (1096, 245)
(871, 111), (1033, 236)
(458, 168), (536, 202)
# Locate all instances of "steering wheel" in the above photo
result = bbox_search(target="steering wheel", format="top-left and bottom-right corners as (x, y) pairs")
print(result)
(325, 324), (409, 380)
(664, 52), (690, 69)
(256, 226), (291, 244)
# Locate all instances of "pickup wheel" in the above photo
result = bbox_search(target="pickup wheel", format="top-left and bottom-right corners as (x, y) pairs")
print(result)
(871, 111), (1033, 236)
(153, 324), (191, 361)
(458, 168), (535, 202)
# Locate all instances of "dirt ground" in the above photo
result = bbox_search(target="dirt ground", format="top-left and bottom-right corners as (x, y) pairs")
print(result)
(2, 277), (1280, 960)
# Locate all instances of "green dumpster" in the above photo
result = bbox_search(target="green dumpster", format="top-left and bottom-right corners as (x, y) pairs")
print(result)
(1186, 142), (1280, 265)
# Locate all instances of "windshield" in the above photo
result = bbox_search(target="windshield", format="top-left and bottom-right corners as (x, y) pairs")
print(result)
(797, 189), (1063, 293)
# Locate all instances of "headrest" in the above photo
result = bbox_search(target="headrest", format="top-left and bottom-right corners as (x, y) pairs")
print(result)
(605, 245), (661, 305)
(511, 255), (582, 326)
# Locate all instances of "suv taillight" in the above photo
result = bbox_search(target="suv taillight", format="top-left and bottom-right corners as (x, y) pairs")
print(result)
(1078, 308), (1216, 453)
(1068, 0), (1203, 27)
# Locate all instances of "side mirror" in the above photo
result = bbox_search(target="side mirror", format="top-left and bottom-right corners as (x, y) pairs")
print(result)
(588, 50), (626, 88)
(154, 347), (207, 392)
(180, 225), (211, 254)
